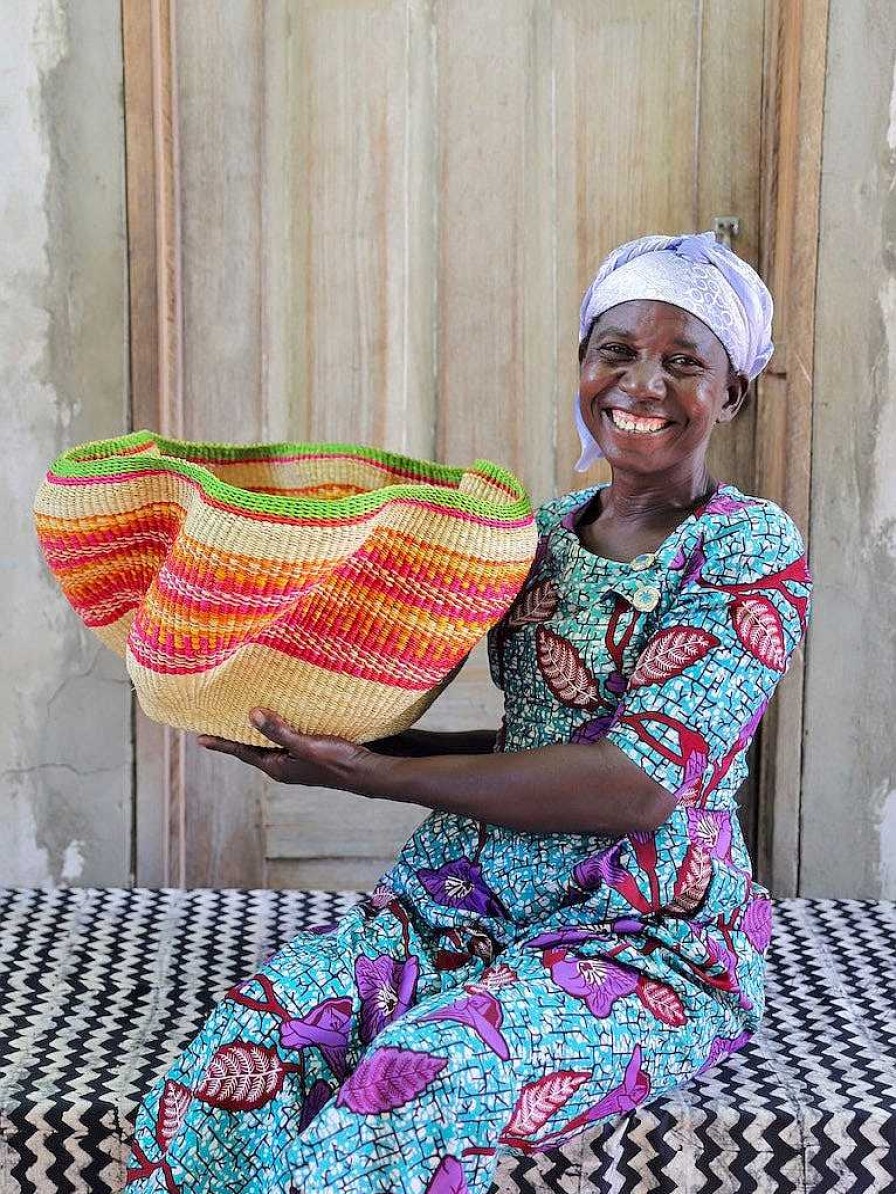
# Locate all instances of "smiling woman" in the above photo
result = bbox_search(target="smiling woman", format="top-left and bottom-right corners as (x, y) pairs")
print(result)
(124, 233), (812, 1194)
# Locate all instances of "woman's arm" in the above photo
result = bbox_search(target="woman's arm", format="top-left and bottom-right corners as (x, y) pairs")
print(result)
(199, 709), (674, 836)
(365, 728), (498, 757)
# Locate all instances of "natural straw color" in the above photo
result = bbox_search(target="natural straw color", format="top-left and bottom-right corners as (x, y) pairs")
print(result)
(34, 432), (537, 744)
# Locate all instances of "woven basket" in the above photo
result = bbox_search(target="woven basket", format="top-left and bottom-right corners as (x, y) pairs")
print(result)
(34, 432), (536, 744)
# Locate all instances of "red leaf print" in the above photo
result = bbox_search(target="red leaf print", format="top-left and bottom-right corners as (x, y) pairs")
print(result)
(336, 1046), (447, 1115)
(628, 626), (719, 688)
(195, 1042), (286, 1111)
(535, 627), (602, 710)
(507, 579), (559, 627)
(155, 1079), (192, 1149)
(667, 845), (713, 916)
(732, 597), (787, 671)
(501, 1070), (591, 1140)
(636, 978), (687, 1027)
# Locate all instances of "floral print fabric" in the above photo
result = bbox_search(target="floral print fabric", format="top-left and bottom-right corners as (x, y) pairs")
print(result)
(124, 482), (811, 1194)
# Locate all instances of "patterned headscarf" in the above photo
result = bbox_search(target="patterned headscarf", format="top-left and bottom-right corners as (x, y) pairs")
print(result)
(574, 231), (774, 469)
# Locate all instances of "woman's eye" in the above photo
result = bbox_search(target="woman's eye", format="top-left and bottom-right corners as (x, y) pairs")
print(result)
(668, 355), (701, 369)
(598, 344), (630, 357)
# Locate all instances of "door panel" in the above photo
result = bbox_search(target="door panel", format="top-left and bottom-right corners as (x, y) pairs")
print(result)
(126, 0), (769, 888)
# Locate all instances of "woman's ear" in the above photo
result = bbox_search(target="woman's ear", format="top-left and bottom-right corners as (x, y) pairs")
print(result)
(718, 372), (750, 423)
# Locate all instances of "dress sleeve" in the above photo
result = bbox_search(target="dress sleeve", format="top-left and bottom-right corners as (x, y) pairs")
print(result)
(604, 503), (812, 800)
(487, 498), (560, 691)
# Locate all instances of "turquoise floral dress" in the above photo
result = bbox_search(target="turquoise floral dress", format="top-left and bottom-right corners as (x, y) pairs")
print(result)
(124, 482), (812, 1194)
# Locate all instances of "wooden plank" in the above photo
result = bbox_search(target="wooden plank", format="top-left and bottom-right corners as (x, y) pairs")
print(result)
(282, 0), (437, 457)
(122, 0), (184, 886)
(258, 0), (440, 881)
(266, 857), (399, 892)
(263, 644), (502, 870)
(172, 1), (267, 886)
(435, 0), (555, 504)
(754, 0), (828, 895)
(266, 792), (427, 861)
(697, 0), (765, 496)
(553, 0), (701, 491)
(696, 0), (765, 853)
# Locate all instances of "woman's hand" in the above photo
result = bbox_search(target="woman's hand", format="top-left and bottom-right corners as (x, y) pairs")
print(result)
(198, 708), (394, 797)
(198, 708), (674, 835)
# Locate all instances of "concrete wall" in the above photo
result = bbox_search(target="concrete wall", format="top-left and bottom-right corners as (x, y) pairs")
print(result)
(0, 1), (132, 886)
(800, 0), (896, 897)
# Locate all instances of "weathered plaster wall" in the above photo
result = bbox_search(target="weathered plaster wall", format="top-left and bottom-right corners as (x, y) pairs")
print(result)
(0, 1), (132, 885)
(801, 0), (896, 897)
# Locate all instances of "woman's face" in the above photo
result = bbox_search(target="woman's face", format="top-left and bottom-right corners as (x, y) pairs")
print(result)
(578, 299), (747, 478)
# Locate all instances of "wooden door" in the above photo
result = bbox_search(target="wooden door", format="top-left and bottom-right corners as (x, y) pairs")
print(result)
(123, 0), (824, 893)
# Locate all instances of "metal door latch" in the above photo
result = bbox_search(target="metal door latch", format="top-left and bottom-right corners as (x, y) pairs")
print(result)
(713, 216), (740, 248)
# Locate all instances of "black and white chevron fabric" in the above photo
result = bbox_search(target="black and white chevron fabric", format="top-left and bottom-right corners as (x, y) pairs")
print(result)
(0, 891), (893, 1194)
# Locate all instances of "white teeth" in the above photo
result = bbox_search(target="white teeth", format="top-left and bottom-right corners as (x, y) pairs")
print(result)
(608, 409), (671, 434)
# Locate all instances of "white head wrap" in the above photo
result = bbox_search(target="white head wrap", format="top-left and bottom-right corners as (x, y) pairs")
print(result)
(574, 231), (774, 469)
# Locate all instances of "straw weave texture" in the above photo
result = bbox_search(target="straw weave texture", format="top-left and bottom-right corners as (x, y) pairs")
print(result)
(34, 432), (536, 743)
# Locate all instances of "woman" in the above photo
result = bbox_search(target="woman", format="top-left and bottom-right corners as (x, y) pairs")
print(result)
(125, 233), (811, 1194)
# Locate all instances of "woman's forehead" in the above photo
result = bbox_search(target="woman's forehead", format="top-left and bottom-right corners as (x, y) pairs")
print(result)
(590, 300), (725, 351)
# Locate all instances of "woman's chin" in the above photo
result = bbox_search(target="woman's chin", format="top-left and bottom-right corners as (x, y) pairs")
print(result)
(596, 434), (677, 471)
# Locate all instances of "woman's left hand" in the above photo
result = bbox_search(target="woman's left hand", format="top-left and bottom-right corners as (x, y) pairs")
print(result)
(198, 708), (392, 796)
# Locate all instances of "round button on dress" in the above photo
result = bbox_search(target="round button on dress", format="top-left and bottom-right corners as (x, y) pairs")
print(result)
(630, 552), (657, 572)
(632, 584), (661, 611)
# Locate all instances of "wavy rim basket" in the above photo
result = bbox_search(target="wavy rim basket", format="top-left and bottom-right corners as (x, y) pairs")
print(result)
(36, 431), (536, 743)
(45, 431), (534, 524)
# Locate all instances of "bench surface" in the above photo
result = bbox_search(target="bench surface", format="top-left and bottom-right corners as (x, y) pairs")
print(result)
(0, 889), (893, 1194)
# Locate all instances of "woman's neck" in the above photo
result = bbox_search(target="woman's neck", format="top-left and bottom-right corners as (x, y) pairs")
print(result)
(600, 466), (717, 524)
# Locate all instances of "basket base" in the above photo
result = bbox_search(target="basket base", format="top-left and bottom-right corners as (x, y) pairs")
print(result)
(126, 641), (451, 745)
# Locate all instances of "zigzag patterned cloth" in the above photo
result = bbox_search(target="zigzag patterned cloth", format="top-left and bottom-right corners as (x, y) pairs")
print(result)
(0, 889), (893, 1193)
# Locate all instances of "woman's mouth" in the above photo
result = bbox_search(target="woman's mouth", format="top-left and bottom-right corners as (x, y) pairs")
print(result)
(605, 408), (674, 435)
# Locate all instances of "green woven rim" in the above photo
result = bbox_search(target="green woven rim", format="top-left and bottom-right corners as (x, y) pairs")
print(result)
(47, 431), (534, 522)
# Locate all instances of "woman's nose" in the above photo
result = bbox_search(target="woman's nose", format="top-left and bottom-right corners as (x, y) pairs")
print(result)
(619, 359), (665, 398)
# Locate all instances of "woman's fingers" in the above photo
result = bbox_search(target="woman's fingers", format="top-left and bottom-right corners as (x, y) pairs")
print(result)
(198, 709), (378, 791)
(197, 734), (287, 772)
(248, 707), (311, 752)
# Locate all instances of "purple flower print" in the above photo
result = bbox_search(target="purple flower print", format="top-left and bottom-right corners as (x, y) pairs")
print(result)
(535, 1045), (650, 1147)
(573, 841), (654, 914)
(702, 491), (750, 516)
(742, 896), (773, 953)
(417, 858), (508, 918)
(736, 699), (768, 751)
(570, 711), (618, 745)
(280, 996), (353, 1080)
(686, 809), (733, 860)
(544, 948), (639, 1017)
(523, 926), (606, 950)
(571, 839), (630, 892)
(681, 536), (707, 586)
(697, 1031), (752, 1074)
(671, 538), (708, 584)
(355, 953), (419, 1044)
(575, 1042), (650, 1122)
(611, 916), (646, 934)
(690, 929), (749, 1007)
(297, 1078), (332, 1133)
(425, 1154), (469, 1194)
(419, 990), (510, 1060)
